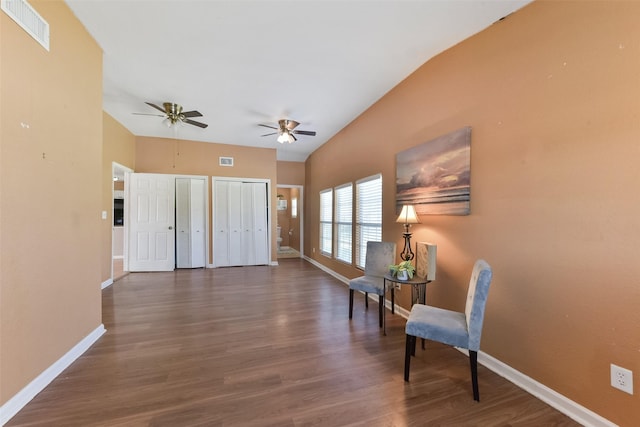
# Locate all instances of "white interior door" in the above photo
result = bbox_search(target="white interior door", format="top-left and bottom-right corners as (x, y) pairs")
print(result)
(213, 180), (230, 267)
(176, 178), (206, 268)
(128, 173), (175, 272)
(241, 183), (256, 265)
(189, 179), (206, 267)
(228, 181), (243, 266)
(249, 182), (269, 265)
(213, 178), (270, 267)
(176, 178), (191, 268)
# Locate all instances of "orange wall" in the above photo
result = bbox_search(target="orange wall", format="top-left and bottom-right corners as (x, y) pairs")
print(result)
(304, 1), (640, 425)
(135, 136), (278, 263)
(0, 1), (103, 404)
(277, 160), (305, 185)
(102, 112), (136, 283)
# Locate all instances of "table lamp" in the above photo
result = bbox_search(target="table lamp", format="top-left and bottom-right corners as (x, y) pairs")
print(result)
(396, 204), (420, 261)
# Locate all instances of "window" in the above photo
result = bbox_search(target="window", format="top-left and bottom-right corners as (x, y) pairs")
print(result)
(355, 174), (382, 269)
(319, 189), (333, 256)
(291, 197), (298, 219)
(334, 183), (353, 263)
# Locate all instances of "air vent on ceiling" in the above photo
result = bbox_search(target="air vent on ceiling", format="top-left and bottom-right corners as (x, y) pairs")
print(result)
(1, 0), (49, 51)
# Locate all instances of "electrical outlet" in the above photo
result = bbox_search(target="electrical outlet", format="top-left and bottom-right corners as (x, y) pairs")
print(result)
(611, 363), (633, 395)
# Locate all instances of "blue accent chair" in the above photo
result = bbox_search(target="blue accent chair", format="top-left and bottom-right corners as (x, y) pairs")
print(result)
(349, 241), (396, 328)
(404, 259), (493, 401)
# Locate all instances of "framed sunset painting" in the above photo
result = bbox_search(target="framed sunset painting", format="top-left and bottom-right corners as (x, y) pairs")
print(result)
(396, 127), (471, 215)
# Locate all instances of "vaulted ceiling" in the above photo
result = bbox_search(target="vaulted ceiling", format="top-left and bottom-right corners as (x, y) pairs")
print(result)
(66, 0), (531, 161)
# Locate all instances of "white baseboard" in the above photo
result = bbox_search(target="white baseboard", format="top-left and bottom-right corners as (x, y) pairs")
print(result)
(0, 324), (106, 426)
(304, 256), (349, 284)
(470, 349), (617, 427)
(101, 278), (113, 289)
(304, 256), (616, 427)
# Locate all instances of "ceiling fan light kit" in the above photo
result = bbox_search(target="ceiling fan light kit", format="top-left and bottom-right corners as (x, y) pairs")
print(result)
(259, 119), (316, 144)
(277, 131), (296, 144)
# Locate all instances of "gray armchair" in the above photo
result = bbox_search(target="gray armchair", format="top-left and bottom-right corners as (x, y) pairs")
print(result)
(404, 259), (493, 401)
(348, 241), (396, 328)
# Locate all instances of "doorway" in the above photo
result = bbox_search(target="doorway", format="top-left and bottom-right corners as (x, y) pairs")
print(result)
(112, 162), (132, 281)
(276, 185), (303, 259)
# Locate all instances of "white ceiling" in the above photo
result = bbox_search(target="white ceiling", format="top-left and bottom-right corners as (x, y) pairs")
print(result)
(65, 0), (531, 162)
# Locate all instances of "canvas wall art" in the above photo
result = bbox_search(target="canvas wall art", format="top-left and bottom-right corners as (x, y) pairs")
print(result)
(415, 242), (437, 281)
(396, 126), (471, 215)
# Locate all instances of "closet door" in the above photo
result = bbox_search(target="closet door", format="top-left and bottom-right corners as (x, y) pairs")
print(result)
(250, 182), (269, 265)
(213, 179), (270, 267)
(213, 180), (230, 267)
(227, 181), (243, 266)
(176, 178), (191, 268)
(241, 183), (256, 265)
(240, 182), (269, 265)
(176, 178), (206, 268)
(189, 179), (206, 267)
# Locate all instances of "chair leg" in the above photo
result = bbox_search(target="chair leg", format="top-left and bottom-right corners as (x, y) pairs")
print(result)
(378, 294), (384, 328)
(391, 287), (395, 314)
(404, 334), (415, 381)
(365, 292), (369, 309)
(470, 350), (479, 401)
(411, 334), (417, 356)
(349, 289), (354, 319)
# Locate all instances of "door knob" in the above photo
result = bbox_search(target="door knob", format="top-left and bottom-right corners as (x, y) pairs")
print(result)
(168, 226), (173, 230)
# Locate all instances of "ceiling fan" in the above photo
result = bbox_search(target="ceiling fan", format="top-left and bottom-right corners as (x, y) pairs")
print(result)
(259, 119), (316, 143)
(134, 102), (208, 128)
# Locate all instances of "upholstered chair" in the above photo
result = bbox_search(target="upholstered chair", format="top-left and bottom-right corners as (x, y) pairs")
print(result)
(404, 259), (493, 401)
(348, 241), (397, 328)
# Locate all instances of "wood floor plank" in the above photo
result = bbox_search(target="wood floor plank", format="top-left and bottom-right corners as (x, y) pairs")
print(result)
(6, 259), (580, 426)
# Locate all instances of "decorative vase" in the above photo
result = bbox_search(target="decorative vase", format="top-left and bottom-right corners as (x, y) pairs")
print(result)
(397, 270), (409, 281)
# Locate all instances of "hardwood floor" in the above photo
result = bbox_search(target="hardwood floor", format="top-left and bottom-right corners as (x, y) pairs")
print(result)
(7, 259), (580, 426)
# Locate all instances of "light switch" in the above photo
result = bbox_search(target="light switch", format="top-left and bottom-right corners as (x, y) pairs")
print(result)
(102, 210), (108, 220)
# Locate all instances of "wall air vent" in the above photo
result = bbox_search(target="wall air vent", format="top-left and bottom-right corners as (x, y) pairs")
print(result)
(219, 157), (234, 167)
(1, 0), (49, 51)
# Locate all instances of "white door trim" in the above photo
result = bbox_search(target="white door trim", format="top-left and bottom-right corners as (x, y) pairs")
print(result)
(112, 162), (133, 280)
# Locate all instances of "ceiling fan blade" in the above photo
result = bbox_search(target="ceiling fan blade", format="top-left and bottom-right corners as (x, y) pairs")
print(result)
(258, 124), (278, 130)
(293, 130), (316, 136)
(291, 134), (297, 142)
(181, 110), (203, 118)
(261, 132), (278, 137)
(145, 102), (167, 114)
(132, 113), (165, 117)
(184, 119), (208, 128)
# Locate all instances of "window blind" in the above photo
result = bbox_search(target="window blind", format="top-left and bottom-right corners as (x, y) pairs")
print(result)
(319, 189), (333, 255)
(334, 183), (352, 263)
(355, 174), (382, 268)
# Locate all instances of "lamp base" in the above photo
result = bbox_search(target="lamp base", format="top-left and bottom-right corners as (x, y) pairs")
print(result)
(400, 232), (414, 261)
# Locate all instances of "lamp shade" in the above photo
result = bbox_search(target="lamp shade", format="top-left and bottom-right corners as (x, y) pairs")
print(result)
(396, 205), (420, 224)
